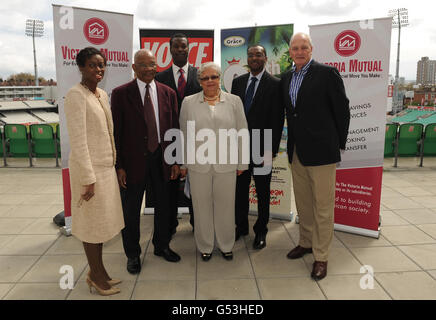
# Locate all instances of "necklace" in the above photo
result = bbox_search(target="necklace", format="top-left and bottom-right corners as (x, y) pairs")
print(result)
(204, 91), (220, 101)
(80, 82), (100, 98)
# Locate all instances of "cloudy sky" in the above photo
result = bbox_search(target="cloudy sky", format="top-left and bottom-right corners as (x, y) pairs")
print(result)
(0, 0), (434, 81)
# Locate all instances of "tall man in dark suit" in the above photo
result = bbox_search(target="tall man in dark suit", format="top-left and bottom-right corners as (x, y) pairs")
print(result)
(155, 33), (202, 233)
(231, 45), (284, 250)
(111, 49), (181, 275)
(281, 33), (350, 280)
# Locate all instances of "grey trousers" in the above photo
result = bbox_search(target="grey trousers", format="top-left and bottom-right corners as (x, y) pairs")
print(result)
(189, 168), (237, 253)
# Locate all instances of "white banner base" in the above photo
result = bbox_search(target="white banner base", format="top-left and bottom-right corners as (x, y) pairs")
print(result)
(60, 216), (72, 237)
(334, 223), (380, 239)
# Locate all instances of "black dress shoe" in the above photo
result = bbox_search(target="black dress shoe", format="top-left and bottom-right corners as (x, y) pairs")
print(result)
(235, 230), (248, 241)
(154, 247), (181, 262)
(127, 257), (141, 274)
(253, 233), (266, 250)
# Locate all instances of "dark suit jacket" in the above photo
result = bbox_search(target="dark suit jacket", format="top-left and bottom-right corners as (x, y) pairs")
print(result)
(280, 60), (350, 166)
(231, 71), (284, 159)
(111, 79), (179, 183)
(155, 65), (202, 112)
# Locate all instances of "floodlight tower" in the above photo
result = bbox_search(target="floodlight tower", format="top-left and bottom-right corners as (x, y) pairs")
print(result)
(25, 19), (44, 86)
(388, 8), (409, 114)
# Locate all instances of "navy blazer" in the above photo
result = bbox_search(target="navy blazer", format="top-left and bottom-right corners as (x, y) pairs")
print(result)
(155, 65), (202, 112)
(111, 79), (179, 183)
(280, 60), (350, 166)
(231, 71), (284, 158)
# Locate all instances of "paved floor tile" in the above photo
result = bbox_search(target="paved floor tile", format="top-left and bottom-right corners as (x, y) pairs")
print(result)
(398, 244), (436, 270)
(350, 247), (420, 273)
(381, 225), (436, 245)
(318, 274), (391, 300)
(375, 271), (436, 300)
(3, 283), (70, 300)
(132, 280), (195, 300)
(197, 279), (260, 300)
(257, 277), (325, 300)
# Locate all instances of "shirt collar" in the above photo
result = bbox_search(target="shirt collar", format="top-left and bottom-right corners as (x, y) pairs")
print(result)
(137, 78), (156, 90)
(291, 59), (313, 73)
(249, 68), (265, 82)
(172, 63), (189, 76)
(199, 90), (226, 104)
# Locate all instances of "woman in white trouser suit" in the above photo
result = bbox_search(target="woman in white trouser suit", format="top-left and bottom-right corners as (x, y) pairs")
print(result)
(179, 62), (248, 261)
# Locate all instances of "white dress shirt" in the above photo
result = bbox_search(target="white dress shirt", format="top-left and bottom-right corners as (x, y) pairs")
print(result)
(137, 78), (161, 143)
(172, 63), (189, 89)
(245, 68), (265, 97)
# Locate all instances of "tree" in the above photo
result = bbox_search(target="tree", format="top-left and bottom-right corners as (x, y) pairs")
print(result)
(7, 73), (46, 84)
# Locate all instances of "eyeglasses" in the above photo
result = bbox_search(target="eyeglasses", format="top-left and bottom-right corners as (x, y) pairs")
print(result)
(135, 63), (157, 69)
(200, 75), (220, 81)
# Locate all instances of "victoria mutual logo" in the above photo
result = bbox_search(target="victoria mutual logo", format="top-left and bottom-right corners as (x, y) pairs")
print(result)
(83, 17), (109, 45)
(334, 30), (361, 57)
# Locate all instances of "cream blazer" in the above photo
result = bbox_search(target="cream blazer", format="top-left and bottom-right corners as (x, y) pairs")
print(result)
(64, 83), (116, 185)
(179, 91), (249, 173)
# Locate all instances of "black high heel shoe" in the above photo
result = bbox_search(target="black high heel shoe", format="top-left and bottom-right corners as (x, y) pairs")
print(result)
(201, 253), (212, 261)
(220, 250), (233, 261)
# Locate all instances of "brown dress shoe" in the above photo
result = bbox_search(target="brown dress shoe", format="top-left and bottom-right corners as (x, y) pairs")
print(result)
(286, 246), (313, 259)
(311, 261), (328, 280)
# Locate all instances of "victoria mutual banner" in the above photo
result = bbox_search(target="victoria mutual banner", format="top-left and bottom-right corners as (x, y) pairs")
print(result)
(221, 24), (294, 221)
(310, 18), (392, 238)
(52, 5), (133, 234)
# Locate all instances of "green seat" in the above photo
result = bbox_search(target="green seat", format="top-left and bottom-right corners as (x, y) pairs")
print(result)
(422, 123), (436, 156)
(30, 124), (56, 158)
(397, 123), (424, 156)
(0, 127), (5, 157)
(4, 124), (30, 158)
(384, 123), (398, 157)
(55, 123), (61, 157)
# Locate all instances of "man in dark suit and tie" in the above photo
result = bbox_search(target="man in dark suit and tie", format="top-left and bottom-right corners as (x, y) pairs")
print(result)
(111, 49), (181, 275)
(155, 33), (202, 233)
(231, 44), (284, 250)
(281, 33), (350, 280)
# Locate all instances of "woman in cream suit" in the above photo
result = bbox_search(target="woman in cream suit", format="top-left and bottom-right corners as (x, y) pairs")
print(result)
(64, 47), (124, 296)
(179, 62), (248, 261)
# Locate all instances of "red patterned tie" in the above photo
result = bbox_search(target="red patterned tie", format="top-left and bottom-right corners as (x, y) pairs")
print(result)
(177, 68), (186, 99)
(143, 84), (159, 152)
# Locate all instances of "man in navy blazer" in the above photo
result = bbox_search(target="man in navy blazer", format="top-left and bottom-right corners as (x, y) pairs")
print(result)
(281, 33), (350, 281)
(231, 44), (284, 250)
(155, 33), (202, 233)
(111, 49), (181, 274)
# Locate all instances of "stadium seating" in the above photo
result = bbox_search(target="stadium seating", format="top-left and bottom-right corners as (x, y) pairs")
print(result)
(397, 123), (424, 157)
(384, 123), (398, 157)
(4, 124), (32, 159)
(30, 124), (57, 158)
(55, 123), (61, 157)
(422, 123), (436, 157)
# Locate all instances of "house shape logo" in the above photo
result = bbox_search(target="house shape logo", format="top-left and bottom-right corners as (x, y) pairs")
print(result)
(334, 30), (361, 57)
(88, 22), (105, 39)
(83, 17), (109, 45)
(339, 34), (356, 51)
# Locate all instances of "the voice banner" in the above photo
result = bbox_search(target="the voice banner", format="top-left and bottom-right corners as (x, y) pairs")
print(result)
(53, 4), (133, 234)
(139, 29), (214, 72)
(221, 24), (294, 221)
(310, 18), (392, 238)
